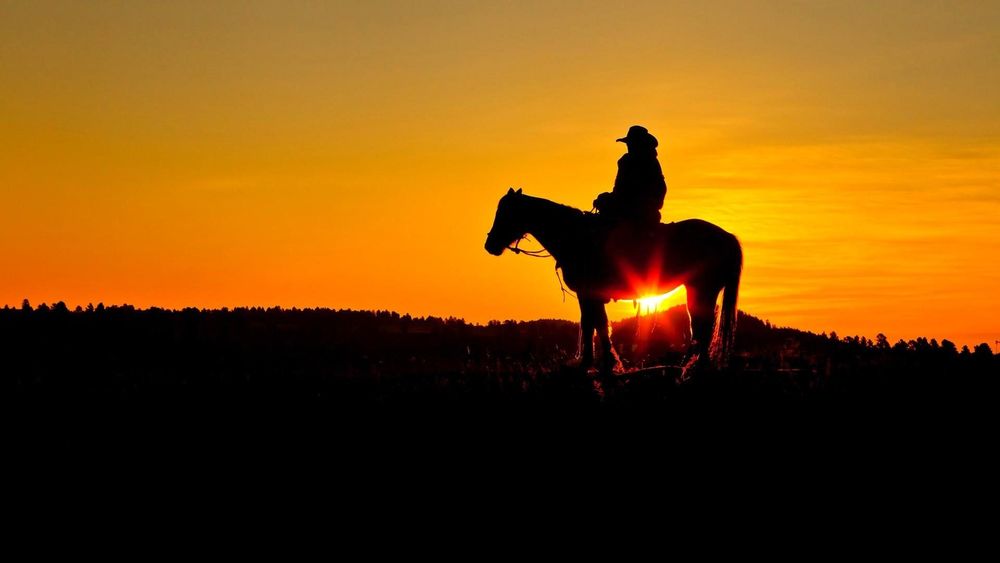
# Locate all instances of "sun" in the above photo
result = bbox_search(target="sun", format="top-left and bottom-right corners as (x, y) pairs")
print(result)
(636, 287), (684, 315)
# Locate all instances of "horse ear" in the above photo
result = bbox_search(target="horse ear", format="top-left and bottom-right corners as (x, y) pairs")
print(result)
(507, 187), (515, 195)
(516, 188), (522, 194)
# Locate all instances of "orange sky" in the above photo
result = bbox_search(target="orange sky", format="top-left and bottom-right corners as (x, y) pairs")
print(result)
(2, 2), (998, 349)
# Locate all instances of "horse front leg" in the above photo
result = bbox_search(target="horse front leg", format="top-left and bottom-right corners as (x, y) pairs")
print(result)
(576, 298), (596, 369)
(681, 286), (717, 380)
(592, 302), (622, 375)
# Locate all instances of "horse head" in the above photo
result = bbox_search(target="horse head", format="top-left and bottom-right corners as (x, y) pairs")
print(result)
(485, 187), (525, 256)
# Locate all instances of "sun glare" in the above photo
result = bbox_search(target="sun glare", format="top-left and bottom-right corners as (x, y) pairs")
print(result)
(635, 287), (683, 315)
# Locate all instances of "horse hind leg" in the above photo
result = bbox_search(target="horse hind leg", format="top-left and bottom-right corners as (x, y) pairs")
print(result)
(682, 286), (719, 376)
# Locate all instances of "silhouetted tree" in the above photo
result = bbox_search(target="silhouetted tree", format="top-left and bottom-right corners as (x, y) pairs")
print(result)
(973, 343), (993, 358)
(876, 333), (890, 350)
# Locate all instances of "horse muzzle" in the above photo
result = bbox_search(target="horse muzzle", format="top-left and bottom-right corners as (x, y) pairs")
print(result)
(484, 240), (505, 256)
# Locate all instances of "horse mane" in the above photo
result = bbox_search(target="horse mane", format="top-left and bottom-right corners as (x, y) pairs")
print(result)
(516, 193), (589, 224)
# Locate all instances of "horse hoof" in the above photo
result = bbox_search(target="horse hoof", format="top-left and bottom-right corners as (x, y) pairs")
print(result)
(677, 354), (703, 384)
(675, 368), (692, 385)
(597, 371), (620, 391)
(598, 360), (623, 377)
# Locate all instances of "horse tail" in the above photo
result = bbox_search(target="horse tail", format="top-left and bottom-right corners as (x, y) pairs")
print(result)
(712, 235), (743, 366)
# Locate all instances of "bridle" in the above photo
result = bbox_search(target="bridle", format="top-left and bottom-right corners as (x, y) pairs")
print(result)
(506, 235), (551, 258)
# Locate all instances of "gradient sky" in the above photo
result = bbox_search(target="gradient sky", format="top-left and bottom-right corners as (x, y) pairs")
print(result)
(2, 1), (998, 348)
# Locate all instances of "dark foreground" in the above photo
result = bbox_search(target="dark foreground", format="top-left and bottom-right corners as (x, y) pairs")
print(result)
(5, 303), (996, 398)
(5, 305), (996, 547)
(5, 304), (1000, 508)
(4, 304), (996, 425)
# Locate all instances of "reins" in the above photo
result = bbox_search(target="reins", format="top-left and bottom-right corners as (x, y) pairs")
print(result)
(507, 236), (575, 302)
(507, 236), (551, 258)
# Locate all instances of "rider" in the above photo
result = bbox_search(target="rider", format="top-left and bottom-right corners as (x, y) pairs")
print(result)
(593, 125), (666, 229)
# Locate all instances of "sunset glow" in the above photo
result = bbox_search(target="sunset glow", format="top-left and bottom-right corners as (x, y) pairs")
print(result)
(2, 2), (998, 349)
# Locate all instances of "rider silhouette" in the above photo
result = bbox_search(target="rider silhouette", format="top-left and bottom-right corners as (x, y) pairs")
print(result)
(593, 125), (666, 228)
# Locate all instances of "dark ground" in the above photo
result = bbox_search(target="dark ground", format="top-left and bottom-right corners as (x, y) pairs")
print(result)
(4, 302), (995, 402)
(3, 302), (997, 458)
(4, 303), (998, 508)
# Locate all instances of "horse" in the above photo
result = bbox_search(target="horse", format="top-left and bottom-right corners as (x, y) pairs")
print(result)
(485, 188), (742, 375)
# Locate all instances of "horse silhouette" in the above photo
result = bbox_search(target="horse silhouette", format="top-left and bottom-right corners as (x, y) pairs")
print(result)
(485, 188), (742, 375)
